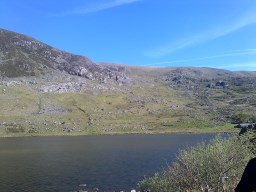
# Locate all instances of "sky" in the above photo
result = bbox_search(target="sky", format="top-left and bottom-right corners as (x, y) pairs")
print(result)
(0, 0), (256, 71)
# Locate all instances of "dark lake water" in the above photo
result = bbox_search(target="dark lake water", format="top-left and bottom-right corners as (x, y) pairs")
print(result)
(0, 134), (223, 191)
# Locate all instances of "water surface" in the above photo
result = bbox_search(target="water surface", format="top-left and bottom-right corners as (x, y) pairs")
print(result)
(0, 134), (221, 191)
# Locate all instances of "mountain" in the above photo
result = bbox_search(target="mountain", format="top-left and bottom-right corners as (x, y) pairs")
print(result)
(1, 28), (256, 137)
(0, 28), (128, 83)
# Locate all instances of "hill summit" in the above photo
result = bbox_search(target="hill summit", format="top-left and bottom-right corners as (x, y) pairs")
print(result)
(0, 28), (128, 84)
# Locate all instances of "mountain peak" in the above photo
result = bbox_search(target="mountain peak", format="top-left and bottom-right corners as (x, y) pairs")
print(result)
(0, 28), (128, 84)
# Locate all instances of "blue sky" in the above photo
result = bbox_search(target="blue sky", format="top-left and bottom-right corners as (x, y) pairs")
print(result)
(1, 0), (256, 71)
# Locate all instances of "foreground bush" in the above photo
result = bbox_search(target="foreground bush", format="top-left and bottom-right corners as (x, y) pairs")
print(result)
(138, 134), (254, 192)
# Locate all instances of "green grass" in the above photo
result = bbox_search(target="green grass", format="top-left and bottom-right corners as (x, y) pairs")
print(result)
(0, 83), (239, 137)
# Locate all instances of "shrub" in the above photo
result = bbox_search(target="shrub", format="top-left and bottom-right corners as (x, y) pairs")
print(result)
(138, 134), (254, 192)
(6, 124), (25, 133)
(231, 113), (256, 124)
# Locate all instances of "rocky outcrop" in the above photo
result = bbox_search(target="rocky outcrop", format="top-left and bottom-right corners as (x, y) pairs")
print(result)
(39, 81), (122, 93)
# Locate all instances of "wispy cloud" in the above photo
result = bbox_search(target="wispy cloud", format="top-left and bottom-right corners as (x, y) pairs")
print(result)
(59, 0), (142, 16)
(146, 12), (256, 57)
(221, 62), (256, 71)
(144, 49), (256, 67)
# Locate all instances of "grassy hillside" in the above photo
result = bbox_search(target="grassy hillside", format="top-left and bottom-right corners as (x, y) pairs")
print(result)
(0, 68), (241, 137)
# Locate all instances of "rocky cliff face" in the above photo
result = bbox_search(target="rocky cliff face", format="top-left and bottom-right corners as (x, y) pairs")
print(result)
(0, 28), (129, 84)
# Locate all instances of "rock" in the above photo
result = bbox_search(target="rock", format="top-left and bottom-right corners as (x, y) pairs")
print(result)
(215, 81), (226, 87)
(207, 83), (215, 88)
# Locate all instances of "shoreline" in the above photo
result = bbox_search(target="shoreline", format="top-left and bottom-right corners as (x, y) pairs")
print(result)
(0, 129), (239, 138)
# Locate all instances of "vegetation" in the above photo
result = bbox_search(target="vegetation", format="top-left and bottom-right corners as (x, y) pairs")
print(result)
(231, 113), (256, 124)
(0, 84), (237, 137)
(138, 132), (255, 192)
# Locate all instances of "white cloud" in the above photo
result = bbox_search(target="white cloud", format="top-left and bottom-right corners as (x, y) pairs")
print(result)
(65, 0), (142, 15)
(144, 49), (256, 67)
(146, 12), (256, 57)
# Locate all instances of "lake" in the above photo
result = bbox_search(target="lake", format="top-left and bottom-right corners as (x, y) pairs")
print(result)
(0, 134), (223, 191)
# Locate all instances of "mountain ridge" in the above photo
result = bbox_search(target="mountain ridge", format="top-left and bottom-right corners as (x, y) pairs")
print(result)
(0, 28), (128, 84)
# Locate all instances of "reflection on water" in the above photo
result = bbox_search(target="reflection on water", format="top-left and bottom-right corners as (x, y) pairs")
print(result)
(0, 134), (221, 191)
